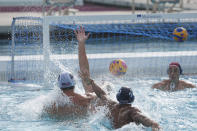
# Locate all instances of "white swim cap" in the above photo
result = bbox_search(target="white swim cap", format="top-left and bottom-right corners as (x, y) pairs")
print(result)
(58, 71), (76, 89)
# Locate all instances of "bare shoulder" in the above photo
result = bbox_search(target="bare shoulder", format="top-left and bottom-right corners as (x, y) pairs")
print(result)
(152, 80), (168, 89)
(121, 106), (141, 115)
(129, 107), (141, 114)
(179, 80), (196, 88)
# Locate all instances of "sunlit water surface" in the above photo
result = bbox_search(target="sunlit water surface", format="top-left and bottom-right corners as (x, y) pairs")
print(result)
(0, 75), (196, 131)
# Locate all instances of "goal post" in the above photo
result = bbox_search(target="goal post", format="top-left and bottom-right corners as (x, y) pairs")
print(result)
(10, 17), (43, 82)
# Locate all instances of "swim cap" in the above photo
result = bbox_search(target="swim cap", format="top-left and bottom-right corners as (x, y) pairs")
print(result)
(116, 87), (135, 104)
(58, 71), (76, 89)
(169, 62), (183, 74)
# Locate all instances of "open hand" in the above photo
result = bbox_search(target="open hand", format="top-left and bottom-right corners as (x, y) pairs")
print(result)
(74, 26), (90, 43)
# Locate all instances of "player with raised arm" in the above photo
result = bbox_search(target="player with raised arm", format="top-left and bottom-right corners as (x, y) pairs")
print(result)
(44, 26), (96, 116)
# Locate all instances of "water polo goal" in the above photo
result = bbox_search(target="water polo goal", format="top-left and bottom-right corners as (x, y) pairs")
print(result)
(1, 13), (197, 83)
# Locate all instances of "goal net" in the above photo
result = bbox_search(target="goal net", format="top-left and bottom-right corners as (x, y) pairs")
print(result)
(8, 13), (197, 83)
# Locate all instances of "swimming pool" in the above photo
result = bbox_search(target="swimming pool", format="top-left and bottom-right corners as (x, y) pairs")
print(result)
(1, 13), (197, 130)
(0, 39), (197, 130)
(0, 75), (196, 131)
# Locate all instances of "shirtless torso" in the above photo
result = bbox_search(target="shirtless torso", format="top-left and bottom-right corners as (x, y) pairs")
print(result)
(44, 91), (107, 118)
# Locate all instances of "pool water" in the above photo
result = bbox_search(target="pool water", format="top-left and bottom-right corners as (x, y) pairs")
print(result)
(0, 37), (197, 131)
(0, 75), (196, 131)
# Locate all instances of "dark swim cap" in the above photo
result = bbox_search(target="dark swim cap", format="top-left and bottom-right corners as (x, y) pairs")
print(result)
(116, 87), (135, 104)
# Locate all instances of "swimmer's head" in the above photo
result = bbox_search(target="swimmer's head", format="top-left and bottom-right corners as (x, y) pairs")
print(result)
(116, 87), (135, 104)
(58, 71), (76, 90)
(167, 62), (183, 75)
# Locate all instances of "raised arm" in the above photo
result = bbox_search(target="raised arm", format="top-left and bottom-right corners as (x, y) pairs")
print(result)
(79, 71), (107, 101)
(74, 26), (93, 93)
(90, 79), (107, 101)
(130, 110), (160, 131)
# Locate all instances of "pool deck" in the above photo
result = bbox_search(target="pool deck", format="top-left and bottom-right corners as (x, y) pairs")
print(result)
(0, 1), (197, 35)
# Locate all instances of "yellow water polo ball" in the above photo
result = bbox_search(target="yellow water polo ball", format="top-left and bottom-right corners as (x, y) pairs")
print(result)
(173, 27), (188, 42)
(109, 59), (127, 76)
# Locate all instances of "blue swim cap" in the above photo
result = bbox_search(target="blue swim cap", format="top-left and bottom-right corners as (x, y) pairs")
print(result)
(116, 87), (135, 104)
(58, 71), (76, 89)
